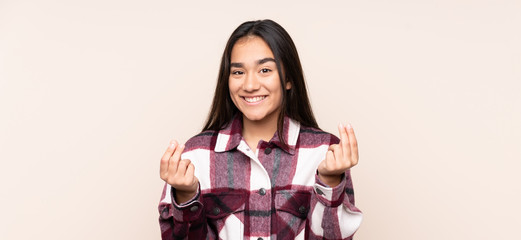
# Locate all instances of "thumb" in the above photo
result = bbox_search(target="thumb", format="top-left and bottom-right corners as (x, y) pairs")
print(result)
(318, 150), (334, 173)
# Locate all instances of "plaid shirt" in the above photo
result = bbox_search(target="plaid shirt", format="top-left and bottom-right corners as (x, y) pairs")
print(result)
(158, 115), (362, 239)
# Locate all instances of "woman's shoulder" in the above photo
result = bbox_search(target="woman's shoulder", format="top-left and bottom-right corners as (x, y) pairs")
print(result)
(183, 129), (219, 152)
(298, 125), (340, 145)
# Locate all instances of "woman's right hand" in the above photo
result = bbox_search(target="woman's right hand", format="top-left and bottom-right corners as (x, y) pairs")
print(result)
(160, 140), (199, 204)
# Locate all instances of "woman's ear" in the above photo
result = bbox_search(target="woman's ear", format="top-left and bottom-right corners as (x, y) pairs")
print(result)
(285, 81), (292, 90)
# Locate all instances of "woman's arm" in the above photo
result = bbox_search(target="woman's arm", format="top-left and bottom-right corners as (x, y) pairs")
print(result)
(308, 170), (363, 239)
(158, 141), (206, 239)
(158, 184), (207, 239)
(309, 124), (363, 239)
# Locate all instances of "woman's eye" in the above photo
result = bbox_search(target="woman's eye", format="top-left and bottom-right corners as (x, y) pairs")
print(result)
(232, 70), (244, 75)
(260, 68), (271, 73)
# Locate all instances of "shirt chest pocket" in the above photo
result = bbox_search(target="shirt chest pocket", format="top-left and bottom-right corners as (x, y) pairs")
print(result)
(275, 190), (311, 218)
(203, 191), (246, 218)
(203, 191), (246, 239)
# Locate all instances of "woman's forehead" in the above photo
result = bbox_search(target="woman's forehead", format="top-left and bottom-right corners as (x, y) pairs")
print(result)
(230, 36), (275, 64)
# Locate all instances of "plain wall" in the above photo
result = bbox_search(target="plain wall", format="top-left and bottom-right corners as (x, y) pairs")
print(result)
(1, 0), (520, 239)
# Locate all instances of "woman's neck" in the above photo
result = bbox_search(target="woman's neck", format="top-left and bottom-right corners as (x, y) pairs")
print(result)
(242, 113), (279, 153)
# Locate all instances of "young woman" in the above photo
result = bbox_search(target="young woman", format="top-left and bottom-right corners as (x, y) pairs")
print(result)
(158, 19), (362, 240)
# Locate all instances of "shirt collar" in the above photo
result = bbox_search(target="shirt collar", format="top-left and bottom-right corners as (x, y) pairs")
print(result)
(214, 114), (300, 155)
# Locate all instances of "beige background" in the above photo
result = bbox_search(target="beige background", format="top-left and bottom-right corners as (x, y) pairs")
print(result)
(1, 0), (520, 239)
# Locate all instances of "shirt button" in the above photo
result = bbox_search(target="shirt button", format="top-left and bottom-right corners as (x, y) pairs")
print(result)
(316, 188), (325, 196)
(189, 205), (199, 212)
(264, 147), (272, 154)
(258, 188), (266, 196)
(161, 208), (169, 218)
(212, 207), (221, 215)
(298, 206), (307, 214)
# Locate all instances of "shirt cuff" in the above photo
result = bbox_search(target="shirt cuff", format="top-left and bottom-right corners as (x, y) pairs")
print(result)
(170, 185), (203, 222)
(314, 173), (346, 207)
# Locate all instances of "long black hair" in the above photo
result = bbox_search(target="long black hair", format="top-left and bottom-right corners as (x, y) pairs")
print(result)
(203, 19), (319, 145)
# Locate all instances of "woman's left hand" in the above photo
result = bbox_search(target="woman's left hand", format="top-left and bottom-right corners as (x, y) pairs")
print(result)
(317, 123), (359, 187)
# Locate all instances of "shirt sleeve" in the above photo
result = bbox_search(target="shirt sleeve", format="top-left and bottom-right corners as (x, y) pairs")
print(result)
(308, 169), (363, 239)
(158, 183), (207, 239)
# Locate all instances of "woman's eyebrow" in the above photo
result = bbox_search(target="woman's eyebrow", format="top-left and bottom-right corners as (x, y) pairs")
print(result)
(257, 57), (276, 65)
(230, 58), (276, 68)
(230, 62), (243, 68)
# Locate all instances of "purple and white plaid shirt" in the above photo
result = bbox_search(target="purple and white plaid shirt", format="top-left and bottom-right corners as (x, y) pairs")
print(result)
(158, 115), (362, 239)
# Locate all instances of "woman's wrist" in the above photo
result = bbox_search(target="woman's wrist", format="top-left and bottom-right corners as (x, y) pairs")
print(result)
(318, 173), (342, 187)
(175, 189), (197, 204)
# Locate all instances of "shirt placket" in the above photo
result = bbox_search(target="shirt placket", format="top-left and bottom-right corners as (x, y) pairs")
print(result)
(237, 140), (273, 240)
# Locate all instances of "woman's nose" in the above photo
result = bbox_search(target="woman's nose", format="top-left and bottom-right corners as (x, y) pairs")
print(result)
(243, 73), (260, 91)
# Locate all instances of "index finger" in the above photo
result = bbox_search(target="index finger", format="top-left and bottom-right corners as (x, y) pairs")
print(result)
(161, 140), (178, 162)
(338, 123), (350, 149)
(160, 140), (178, 179)
(347, 124), (359, 164)
(168, 143), (185, 174)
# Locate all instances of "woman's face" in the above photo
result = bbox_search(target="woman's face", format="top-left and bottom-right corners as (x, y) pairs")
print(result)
(229, 36), (291, 124)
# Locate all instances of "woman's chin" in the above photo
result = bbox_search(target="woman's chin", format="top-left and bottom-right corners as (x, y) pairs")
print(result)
(241, 111), (279, 124)
(242, 113), (265, 122)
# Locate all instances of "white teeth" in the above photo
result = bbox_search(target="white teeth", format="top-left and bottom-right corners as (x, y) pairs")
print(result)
(244, 96), (266, 103)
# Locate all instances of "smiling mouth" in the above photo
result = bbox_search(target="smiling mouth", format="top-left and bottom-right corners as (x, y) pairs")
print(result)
(243, 96), (267, 103)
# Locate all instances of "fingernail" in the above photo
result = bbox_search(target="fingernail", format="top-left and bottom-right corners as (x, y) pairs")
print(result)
(347, 123), (352, 129)
(169, 140), (177, 148)
(339, 123), (344, 128)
